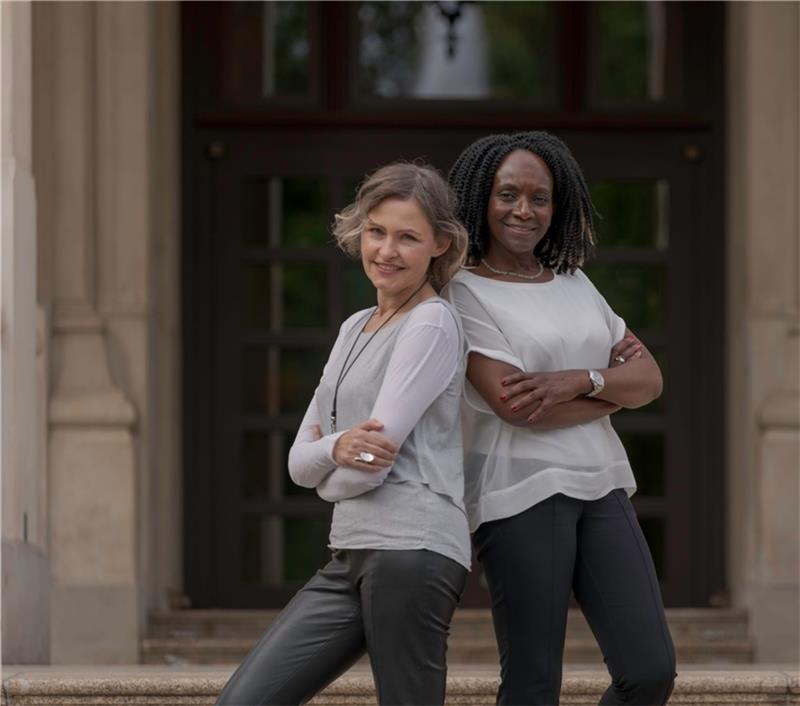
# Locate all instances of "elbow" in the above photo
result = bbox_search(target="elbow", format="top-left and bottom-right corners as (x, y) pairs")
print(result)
(625, 374), (664, 410)
(287, 449), (316, 488)
(490, 403), (529, 427)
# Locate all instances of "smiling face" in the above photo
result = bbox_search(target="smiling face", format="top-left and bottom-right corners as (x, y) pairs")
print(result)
(486, 149), (554, 258)
(360, 198), (450, 298)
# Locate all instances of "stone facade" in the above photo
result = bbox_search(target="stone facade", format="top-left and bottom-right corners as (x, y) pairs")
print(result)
(726, 1), (800, 663)
(0, 1), (797, 664)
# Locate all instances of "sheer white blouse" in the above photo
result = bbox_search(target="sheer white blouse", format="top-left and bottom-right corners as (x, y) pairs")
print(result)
(442, 268), (637, 532)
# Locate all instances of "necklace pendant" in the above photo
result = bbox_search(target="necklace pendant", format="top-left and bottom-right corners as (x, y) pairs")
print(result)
(330, 411), (336, 433)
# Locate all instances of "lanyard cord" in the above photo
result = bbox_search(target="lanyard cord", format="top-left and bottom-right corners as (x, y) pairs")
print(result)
(330, 279), (428, 432)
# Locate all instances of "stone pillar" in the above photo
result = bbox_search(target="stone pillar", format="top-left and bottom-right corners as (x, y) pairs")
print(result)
(34, 0), (182, 662)
(34, 2), (139, 663)
(1, 0), (49, 664)
(727, 1), (799, 663)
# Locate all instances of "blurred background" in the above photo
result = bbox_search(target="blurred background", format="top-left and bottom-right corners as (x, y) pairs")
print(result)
(2, 0), (797, 669)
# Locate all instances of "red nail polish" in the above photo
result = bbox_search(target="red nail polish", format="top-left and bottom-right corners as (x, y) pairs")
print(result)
(500, 394), (507, 401)
(511, 405), (518, 411)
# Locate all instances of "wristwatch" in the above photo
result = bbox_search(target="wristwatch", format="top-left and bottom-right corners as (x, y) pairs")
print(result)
(586, 369), (605, 398)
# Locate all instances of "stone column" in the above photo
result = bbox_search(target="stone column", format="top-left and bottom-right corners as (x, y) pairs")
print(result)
(727, 1), (799, 663)
(1, 0), (49, 663)
(35, 2), (139, 663)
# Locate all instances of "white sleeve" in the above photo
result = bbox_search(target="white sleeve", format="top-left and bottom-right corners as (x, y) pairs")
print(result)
(442, 279), (524, 414)
(286, 393), (345, 488)
(443, 280), (524, 369)
(316, 304), (460, 502)
(286, 313), (365, 488)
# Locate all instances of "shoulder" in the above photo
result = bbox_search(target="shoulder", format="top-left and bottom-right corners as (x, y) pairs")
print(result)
(338, 308), (373, 336)
(442, 270), (497, 308)
(406, 298), (459, 332)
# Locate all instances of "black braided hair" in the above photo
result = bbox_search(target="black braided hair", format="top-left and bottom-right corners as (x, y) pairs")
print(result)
(448, 131), (597, 273)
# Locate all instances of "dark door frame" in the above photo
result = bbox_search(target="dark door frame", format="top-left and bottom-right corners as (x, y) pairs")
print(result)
(182, 1), (725, 608)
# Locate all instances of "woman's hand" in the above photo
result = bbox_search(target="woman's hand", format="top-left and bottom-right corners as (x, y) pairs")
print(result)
(609, 336), (642, 368)
(500, 369), (591, 423)
(332, 419), (399, 471)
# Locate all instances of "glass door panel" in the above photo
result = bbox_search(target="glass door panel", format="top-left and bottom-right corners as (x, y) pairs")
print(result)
(354, 1), (557, 104)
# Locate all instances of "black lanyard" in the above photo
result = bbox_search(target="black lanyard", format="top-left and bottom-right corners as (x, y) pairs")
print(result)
(329, 280), (428, 432)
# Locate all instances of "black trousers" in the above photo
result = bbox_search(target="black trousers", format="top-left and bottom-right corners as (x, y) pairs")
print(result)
(215, 548), (467, 706)
(473, 490), (676, 706)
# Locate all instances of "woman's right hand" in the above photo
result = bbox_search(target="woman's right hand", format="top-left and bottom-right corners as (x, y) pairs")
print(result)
(609, 336), (642, 367)
(332, 419), (399, 471)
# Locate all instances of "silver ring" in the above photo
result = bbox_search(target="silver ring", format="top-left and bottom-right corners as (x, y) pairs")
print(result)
(357, 451), (375, 464)
(614, 355), (626, 364)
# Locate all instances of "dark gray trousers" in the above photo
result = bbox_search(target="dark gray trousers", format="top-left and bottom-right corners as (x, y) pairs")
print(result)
(473, 490), (676, 706)
(215, 548), (467, 706)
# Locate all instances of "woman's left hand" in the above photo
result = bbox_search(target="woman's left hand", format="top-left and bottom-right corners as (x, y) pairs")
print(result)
(500, 370), (590, 423)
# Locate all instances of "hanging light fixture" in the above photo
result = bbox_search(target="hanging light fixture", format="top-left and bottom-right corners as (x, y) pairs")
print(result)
(433, 1), (469, 59)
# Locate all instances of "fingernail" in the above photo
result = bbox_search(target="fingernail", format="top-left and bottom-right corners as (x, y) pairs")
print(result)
(511, 405), (518, 412)
(499, 394), (507, 401)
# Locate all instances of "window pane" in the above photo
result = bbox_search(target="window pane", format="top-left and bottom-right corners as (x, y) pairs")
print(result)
(242, 432), (271, 499)
(221, 2), (312, 102)
(242, 264), (271, 329)
(283, 263), (327, 328)
(344, 264), (376, 315)
(583, 264), (666, 331)
(242, 177), (328, 247)
(355, 1), (556, 103)
(241, 262), (327, 331)
(244, 347), (329, 415)
(241, 515), (330, 585)
(283, 517), (331, 581)
(243, 347), (276, 414)
(589, 1), (680, 106)
(279, 348), (329, 415)
(619, 433), (665, 496)
(590, 180), (669, 250)
(282, 179), (329, 247)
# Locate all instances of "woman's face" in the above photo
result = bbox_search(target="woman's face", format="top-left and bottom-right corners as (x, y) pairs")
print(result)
(486, 149), (554, 257)
(360, 198), (450, 297)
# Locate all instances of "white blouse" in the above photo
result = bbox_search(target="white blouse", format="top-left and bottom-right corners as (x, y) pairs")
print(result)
(442, 268), (637, 532)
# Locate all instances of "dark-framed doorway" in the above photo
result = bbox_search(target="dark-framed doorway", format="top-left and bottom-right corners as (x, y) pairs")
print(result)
(182, 1), (725, 609)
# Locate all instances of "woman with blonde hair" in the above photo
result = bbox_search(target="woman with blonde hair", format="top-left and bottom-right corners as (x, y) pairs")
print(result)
(216, 162), (470, 706)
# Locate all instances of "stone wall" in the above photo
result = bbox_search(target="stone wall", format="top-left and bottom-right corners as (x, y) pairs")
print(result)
(727, 1), (800, 663)
(31, 1), (181, 663)
(1, 0), (50, 664)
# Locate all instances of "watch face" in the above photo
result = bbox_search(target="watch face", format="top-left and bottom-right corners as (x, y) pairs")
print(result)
(589, 370), (604, 390)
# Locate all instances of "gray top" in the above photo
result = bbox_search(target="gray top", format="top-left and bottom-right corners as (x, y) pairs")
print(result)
(287, 297), (471, 569)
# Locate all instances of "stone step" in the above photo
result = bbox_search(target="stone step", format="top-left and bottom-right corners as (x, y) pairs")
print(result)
(140, 635), (754, 667)
(148, 607), (750, 640)
(144, 608), (753, 665)
(3, 665), (799, 705)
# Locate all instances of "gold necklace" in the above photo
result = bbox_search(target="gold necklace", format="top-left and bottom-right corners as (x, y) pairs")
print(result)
(481, 258), (545, 281)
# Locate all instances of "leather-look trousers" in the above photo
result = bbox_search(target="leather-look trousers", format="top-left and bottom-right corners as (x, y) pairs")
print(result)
(215, 548), (467, 706)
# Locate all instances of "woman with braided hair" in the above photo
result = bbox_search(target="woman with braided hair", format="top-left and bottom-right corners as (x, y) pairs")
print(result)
(442, 132), (676, 706)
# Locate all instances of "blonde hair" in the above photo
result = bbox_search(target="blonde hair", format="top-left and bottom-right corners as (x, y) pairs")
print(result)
(333, 162), (468, 290)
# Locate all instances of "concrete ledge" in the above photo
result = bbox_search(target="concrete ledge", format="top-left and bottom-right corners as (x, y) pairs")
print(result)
(3, 666), (799, 705)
